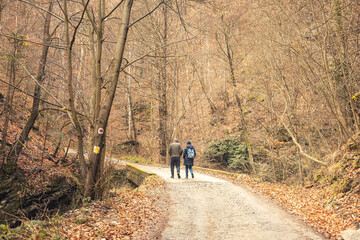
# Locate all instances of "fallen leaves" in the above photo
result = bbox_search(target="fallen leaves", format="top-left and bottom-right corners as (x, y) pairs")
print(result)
(198, 168), (359, 240)
(60, 176), (166, 239)
(0, 173), (167, 240)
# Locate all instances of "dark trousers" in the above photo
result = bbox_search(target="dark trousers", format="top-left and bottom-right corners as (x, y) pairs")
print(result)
(170, 157), (180, 177)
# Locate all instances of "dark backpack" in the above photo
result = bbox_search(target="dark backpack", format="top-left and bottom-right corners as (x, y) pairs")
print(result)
(187, 148), (195, 158)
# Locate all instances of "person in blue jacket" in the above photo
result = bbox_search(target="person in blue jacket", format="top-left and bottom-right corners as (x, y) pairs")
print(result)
(183, 141), (196, 179)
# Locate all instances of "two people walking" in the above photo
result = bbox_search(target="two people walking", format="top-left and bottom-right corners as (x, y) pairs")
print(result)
(169, 138), (196, 179)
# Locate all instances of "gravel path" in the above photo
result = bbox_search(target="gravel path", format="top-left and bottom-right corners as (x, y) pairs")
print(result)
(135, 164), (324, 240)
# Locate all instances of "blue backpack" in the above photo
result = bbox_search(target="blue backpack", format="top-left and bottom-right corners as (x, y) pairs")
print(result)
(187, 148), (195, 158)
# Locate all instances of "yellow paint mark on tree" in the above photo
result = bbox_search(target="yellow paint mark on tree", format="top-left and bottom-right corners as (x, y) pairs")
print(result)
(93, 146), (100, 154)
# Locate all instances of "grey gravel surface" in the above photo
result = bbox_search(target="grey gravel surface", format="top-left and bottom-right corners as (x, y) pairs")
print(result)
(134, 164), (324, 240)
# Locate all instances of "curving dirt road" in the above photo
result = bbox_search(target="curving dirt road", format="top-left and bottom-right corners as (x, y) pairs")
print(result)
(134, 164), (324, 240)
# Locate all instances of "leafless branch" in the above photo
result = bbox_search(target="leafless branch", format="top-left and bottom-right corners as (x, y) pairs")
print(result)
(0, 33), (66, 50)
(70, 0), (90, 50)
(129, 1), (164, 28)
(102, 0), (125, 21)
(0, 78), (63, 108)
(14, 57), (64, 108)
(18, 0), (64, 22)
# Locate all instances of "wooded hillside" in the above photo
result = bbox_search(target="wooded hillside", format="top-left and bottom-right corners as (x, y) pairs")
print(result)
(0, 0), (359, 234)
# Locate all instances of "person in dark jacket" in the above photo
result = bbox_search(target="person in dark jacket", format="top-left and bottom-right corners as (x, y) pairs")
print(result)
(169, 138), (183, 178)
(183, 141), (196, 179)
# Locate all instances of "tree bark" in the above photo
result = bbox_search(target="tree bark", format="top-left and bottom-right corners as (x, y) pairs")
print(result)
(158, 2), (168, 164)
(1, 40), (16, 164)
(84, 0), (133, 200)
(126, 70), (138, 153)
(63, 0), (87, 178)
(87, 0), (104, 158)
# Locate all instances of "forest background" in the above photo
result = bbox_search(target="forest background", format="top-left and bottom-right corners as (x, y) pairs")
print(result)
(0, 0), (360, 237)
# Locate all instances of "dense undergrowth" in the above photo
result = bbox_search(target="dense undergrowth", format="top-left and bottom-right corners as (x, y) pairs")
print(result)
(203, 137), (250, 173)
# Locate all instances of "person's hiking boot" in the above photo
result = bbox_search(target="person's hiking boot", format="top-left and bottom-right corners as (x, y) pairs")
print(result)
(170, 175), (174, 178)
(177, 173), (181, 179)
(191, 173), (194, 178)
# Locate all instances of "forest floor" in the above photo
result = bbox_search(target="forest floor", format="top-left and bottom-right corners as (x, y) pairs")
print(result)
(1, 159), (359, 239)
(0, 164), (168, 239)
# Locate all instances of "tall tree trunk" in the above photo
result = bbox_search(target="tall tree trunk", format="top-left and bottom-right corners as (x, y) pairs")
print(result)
(126, 69), (138, 153)
(158, 2), (168, 164)
(1, 43), (17, 168)
(319, 0), (356, 143)
(6, 0), (53, 174)
(198, 71), (217, 114)
(222, 29), (255, 173)
(171, 56), (179, 139)
(127, 82), (132, 140)
(87, 0), (104, 158)
(333, 0), (359, 133)
(84, 0), (133, 200)
(130, 98), (138, 154)
(64, 0), (86, 177)
(41, 119), (49, 167)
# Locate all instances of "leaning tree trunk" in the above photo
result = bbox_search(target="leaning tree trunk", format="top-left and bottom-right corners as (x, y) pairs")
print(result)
(84, 0), (133, 200)
(1, 44), (16, 166)
(6, 0), (53, 175)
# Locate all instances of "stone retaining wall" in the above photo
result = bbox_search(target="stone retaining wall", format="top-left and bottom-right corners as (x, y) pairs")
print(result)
(126, 164), (155, 186)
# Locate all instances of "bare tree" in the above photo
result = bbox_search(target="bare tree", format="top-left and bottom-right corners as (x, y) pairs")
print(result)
(6, 0), (54, 174)
(215, 6), (255, 172)
(157, 1), (169, 164)
(125, 65), (138, 153)
(1, 35), (17, 167)
(84, 0), (134, 199)
(63, 0), (87, 177)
